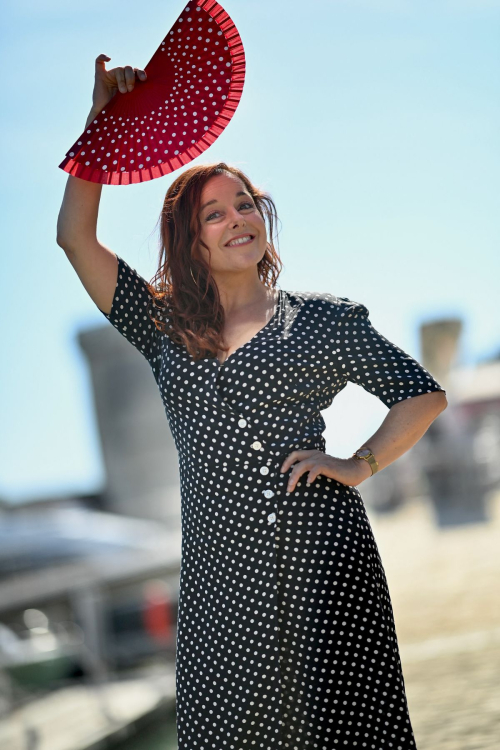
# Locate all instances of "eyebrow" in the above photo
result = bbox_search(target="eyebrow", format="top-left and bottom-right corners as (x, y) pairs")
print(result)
(199, 190), (250, 215)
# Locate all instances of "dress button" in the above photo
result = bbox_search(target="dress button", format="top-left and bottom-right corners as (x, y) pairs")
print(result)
(251, 441), (262, 450)
(238, 418), (247, 428)
(267, 513), (276, 524)
(259, 466), (270, 475)
(263, 489), (274, 499)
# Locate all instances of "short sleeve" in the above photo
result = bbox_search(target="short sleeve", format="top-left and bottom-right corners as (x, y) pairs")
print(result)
(333, 296), (447, 408)
(98, 253), (162, 370)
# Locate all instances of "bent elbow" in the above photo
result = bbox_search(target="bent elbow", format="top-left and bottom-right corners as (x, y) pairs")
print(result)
(432, 390), (448, 416)
(438, 391), (449, 411)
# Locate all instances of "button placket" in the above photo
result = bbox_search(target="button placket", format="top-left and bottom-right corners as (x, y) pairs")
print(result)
(262, 469), (278, 525)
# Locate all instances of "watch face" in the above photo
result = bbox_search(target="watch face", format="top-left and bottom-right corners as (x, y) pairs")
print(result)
(357, 448), (371, 458)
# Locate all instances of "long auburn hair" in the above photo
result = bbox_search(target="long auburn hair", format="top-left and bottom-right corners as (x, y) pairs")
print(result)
(145, 162), (283, 361)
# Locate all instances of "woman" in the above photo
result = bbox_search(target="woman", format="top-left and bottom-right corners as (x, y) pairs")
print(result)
(57, 55), (447, 749)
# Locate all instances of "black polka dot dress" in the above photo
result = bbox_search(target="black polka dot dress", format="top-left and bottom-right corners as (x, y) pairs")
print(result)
(99, 254), (446, 749)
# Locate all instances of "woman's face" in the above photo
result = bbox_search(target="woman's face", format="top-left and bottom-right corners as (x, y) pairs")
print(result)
(196, 172), (268, 275)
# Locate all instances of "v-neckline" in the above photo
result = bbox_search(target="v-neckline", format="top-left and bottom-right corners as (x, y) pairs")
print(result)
(215, 288), (283, 369)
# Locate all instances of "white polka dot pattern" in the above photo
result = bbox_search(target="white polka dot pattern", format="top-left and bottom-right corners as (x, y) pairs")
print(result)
(98, 254), (163, 378)
(59, 0), (245, 185)
(99, 255), (446, 748)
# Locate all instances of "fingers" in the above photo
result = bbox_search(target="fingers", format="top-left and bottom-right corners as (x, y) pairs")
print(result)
(280, 450), (316, 474)
(114, 65), (148, 93)
(115, 68), (126, 93)
(279, 451), (325, 492)
(94, 52), (147, 93)
(286, 459), (317, 492)
(95, 53), (111, 71)
(280, 451), (297, 474)
(122, 65), (135, 92)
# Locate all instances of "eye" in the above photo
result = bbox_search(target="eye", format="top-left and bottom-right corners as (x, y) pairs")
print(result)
(205, 201), (255, 222)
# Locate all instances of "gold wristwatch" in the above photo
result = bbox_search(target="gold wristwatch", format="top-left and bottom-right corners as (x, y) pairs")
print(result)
(351, 446), (379, 475)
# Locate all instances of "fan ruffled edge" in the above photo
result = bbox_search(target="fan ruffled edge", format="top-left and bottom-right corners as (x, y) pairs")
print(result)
(58, 0), (246, 185)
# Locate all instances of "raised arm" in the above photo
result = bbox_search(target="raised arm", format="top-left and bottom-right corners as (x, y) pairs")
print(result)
(56, 54), (148, 314)
(57, 172), (118, 314)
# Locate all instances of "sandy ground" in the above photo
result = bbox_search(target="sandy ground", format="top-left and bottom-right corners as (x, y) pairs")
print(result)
(367, 488), (500, 750)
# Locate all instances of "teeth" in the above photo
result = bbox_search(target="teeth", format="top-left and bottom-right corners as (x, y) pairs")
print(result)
(227, 235), (252, 246)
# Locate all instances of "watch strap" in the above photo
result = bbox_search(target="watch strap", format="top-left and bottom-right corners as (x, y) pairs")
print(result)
(352, 448), (379, 475)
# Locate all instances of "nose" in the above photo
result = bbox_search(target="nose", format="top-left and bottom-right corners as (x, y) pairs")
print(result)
(227, 206), (246, 227)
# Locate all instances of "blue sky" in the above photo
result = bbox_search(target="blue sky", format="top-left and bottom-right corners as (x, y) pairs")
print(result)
(1, 0), (499, 503)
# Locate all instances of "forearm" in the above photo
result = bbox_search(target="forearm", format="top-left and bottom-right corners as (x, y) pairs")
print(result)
(354, 391), (448, 481)
(56, 107), (103, 248)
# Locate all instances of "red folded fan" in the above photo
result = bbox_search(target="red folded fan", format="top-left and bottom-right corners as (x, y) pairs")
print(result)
(58, 0), (245, 185)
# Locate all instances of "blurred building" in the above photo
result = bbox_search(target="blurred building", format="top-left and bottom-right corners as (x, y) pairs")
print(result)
(419, 318), (499, 526)
(78, 326), (181, 526)
(361, 316), (500, 527)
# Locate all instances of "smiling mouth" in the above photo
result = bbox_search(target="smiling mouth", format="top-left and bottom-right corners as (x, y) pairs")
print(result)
(225, 234), (255, 247)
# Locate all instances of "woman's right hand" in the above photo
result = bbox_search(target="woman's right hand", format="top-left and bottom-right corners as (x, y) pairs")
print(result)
(91, 53), (147, 115)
